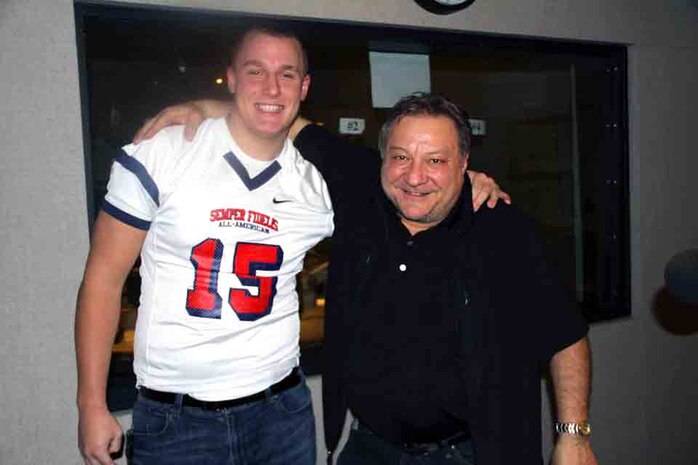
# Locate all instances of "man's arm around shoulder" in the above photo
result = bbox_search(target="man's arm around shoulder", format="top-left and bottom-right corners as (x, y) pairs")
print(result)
(75, 212), (146, 465)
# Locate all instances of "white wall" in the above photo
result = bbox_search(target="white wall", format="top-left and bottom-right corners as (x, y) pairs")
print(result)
(1, 0), (696, 464)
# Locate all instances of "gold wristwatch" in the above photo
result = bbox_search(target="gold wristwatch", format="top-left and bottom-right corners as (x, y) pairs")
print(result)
(554, 421), (591, 437)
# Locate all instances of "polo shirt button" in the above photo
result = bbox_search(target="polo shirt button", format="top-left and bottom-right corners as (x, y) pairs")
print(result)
(406, 240), (414, 247)
(399, 264), (407, 272)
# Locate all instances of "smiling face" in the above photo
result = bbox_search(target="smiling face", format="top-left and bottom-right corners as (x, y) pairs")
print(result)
(381, 114), (468, 235)
(226, 30), (310, 158)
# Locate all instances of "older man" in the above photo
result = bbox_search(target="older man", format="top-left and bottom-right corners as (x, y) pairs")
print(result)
(301, 94), (597, 465)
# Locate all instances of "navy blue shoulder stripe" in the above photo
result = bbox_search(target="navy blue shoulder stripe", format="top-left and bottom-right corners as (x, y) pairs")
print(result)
(115, 150), (160, 206)
(224, 151), (281, 191)
(102, 200), (151, 231)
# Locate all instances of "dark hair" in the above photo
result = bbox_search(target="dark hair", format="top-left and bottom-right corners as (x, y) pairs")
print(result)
(228, 26), (309, 76)
(378, 93), (471, 157)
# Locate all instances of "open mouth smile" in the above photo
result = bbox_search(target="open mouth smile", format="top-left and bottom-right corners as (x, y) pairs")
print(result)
(400, 188), (431, 197)
(255, 103), (284, 113)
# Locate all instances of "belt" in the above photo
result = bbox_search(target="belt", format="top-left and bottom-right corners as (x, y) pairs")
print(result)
(400, 430), (471, 454)
(354, 420), (471, 455)
(139, 367), (301, 410)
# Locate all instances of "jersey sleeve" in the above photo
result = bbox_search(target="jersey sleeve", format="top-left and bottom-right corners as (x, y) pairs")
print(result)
(103, 128), (181, 230)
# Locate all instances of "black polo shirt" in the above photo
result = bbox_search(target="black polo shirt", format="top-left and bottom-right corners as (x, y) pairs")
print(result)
(345, 191), (474, 444)
(294, 125), (589, 463)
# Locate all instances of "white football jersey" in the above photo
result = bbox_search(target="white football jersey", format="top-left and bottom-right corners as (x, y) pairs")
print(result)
(104, 118), (334, 400)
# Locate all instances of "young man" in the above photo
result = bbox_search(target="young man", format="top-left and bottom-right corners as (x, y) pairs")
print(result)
(76, 27), (329, 465)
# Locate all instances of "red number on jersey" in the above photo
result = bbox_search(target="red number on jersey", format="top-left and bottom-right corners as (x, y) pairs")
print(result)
(186, 239), (224, 318)
(229, 242), (283, 321)
(185, 240), (283, 321)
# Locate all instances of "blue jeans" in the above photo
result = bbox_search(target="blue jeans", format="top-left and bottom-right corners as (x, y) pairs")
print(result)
(126, 376), (315, 465)
(338, 422), (475, 465)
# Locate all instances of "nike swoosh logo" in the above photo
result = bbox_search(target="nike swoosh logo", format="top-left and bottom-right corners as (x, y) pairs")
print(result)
(273, 198), (293, 204)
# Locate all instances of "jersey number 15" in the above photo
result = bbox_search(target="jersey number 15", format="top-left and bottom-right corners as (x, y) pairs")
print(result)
(185, 239), (283, 321)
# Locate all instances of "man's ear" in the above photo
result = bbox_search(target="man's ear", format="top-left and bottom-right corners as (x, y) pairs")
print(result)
(461, 151), (470, 174)
(226, 66), (236, 94)
(300, 74), (311, 101)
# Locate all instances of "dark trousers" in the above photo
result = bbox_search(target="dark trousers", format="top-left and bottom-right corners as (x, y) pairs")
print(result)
(338, 422), (476, 465)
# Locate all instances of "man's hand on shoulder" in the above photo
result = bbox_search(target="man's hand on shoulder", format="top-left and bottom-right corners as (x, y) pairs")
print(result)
(78, 405), (123, 465)
(133, 99), (232, 144)
(467, 170), (511, 211)
(551, 434), (598, 465)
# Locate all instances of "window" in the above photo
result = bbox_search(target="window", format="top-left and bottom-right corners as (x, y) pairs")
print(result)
(76, 2), (628, 411)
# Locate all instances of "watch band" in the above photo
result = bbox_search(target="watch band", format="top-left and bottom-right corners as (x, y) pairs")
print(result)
(555, 421), (592, 436)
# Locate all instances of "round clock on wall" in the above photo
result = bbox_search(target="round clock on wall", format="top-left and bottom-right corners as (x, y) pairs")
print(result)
(414, 0), (476, 15)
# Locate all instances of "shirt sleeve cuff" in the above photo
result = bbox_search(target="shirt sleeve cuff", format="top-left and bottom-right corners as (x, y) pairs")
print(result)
(102, 200), (151, 231)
